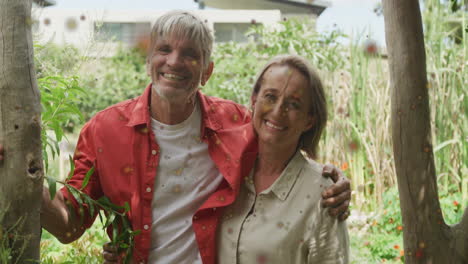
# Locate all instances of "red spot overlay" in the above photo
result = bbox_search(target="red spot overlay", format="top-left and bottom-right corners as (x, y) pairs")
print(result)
(134, 35), (150, 57)
(415, 249), (424, 258)
(74, 149), (82, 158)
(227, 228), (233, 234)
(65, 17), (78, 31)
(364, 39), (378, 55)
(337, 107), (345, 114)
(348, 141), (359, 151)
(256, 254), (267, 264)
(393, 244), (399, 250)
(121, 165), (134, 175)
(397, 225), (403, 231)
(453, 201), (459, 206)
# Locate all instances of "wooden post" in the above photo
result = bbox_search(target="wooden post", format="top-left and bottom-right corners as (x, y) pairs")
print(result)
(382, 0), (467, 262)
(0, 0), (44, 262)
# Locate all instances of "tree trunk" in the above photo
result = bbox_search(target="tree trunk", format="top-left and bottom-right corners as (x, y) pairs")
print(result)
(0, 0), (44, 262)
(382, 0), (467, 263)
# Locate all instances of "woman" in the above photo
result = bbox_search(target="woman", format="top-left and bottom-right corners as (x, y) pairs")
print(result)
(216, 55), (349, 263)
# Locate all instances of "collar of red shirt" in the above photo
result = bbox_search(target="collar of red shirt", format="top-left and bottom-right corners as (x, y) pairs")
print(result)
(125, 83), (222, 132)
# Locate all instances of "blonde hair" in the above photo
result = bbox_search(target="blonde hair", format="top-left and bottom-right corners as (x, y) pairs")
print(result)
(252, 55), (328, 159)
(148, 10), (213, 69)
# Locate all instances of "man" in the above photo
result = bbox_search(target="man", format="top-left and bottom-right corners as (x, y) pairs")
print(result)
(0, 11), (350, 264)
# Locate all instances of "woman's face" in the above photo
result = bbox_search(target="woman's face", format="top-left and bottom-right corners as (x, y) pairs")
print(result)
(252, 65), (314, 151)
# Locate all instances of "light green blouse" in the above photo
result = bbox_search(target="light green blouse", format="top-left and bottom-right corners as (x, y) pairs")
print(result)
(217, 151), (349, 264)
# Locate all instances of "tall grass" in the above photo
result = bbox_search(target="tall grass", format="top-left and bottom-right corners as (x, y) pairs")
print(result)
(423, 0), (467, 204)
(317, 0), (467, 213)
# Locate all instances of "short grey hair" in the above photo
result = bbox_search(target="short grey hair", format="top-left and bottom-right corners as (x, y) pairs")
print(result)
(252, 55), (328, 159)
(148, 10), (213, 69)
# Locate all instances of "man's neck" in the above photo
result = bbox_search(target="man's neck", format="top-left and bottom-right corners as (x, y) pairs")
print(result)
(150, 91), (198, 125)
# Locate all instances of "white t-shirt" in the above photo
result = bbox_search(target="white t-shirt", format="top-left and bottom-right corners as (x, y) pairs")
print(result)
(148, 101), (224, 264)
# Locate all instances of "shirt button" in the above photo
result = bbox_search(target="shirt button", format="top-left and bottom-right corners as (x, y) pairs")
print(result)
(146, 187), (152, 193)
(151, 150), (157, 155)
(143, 225), (149, 230)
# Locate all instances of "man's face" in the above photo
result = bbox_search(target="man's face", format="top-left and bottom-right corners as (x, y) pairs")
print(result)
(147, 34), (213, 102)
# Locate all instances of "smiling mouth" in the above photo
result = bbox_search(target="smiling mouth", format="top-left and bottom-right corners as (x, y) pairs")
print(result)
(265, 120), (286, 131)
(160, 73), (187, 81)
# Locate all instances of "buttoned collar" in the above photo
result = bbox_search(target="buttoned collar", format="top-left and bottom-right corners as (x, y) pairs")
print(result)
(126, 83), (222, 132)
(245, 150), (306, 201)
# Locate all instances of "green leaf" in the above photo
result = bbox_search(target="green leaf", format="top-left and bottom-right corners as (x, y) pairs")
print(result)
(81, 166), (95, 190)
(112, 222), (119, 243)
(67, 186), (84, 216)
(98, 211), (104, 226)
(46, 177), (57, 200)
(83, 195), (95, 217)
(97, 196), (112, 207)
(67, 155), (75, 181)
(434, 139), (459, 153)
(123, 202), (130, 213)
(104, 212), (116, 229)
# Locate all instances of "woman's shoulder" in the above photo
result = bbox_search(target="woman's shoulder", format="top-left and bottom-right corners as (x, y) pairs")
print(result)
(301, 155), (334, 188)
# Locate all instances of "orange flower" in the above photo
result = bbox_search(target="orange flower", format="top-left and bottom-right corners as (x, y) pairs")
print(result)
(394, 245), (400, 250)
(400, 250), (405, 256)
(453, 201), (459, 206)
(397, 225), (403, 231)
(341, 161), (349, 171)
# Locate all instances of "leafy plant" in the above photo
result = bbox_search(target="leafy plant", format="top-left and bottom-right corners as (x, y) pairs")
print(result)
(37, 45), (139, 264)
(0, 208), (29, 264)
(39, 75), (84, 171)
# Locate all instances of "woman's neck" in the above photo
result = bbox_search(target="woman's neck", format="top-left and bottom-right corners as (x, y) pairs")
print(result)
(254, 142), (297, 193)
